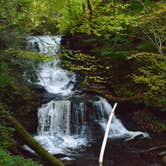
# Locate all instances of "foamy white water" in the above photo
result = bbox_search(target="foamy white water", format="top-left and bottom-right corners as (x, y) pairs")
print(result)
(36, 100), (88, 154)
(27, 36), (61, 55)
(94, 97), (149, 140)
(27, 36), (76, 95)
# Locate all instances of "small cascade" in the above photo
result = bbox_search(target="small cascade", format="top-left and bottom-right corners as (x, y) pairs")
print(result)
(94, 97), (149, 140)
(27, 36), (149, 156)
(27, 36), (76, 95)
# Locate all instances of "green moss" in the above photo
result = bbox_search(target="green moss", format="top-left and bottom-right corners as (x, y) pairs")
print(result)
(0, 148), (41, 166)
(0, 125), (14, 149)
(0, 62), (12, 89)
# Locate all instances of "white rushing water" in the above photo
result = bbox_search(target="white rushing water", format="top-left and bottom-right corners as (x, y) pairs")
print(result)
(94, 97), (149, 140)
(28, 36), (149, 155)
(35, 100), (88, 154)
(27, 36), (76, 95)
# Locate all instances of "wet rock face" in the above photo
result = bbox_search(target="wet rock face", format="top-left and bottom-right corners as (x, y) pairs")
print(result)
(61, 34), (96, 54)
(13, 88), (41, 134)
(15, 108), (38, 134)
(10, 84), (43, 133)
(0, 83), (41, 134)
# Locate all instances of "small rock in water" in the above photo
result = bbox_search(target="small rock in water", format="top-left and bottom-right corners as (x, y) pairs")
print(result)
(60, 157), (73, 161)
(42, 92), (56, 103)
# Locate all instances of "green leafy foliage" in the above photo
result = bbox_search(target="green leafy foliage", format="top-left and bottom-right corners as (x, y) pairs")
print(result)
(0, 0), (66, 50)
(61, 48), (112, 89)
(60, 0), (165, 58)
(130, 52), (166, 108)
(0, 148), (41, 166)
(61, 1), (165, 112)
(0, 125), (14, 149)
(60, 0), (136, 37)
(137, 1), (166, 55)
(0, 0), (37, 49)
(0, 104), (15, 149)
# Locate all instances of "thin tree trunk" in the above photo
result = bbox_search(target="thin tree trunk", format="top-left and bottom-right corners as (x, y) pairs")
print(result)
(99, 103), (117, 165)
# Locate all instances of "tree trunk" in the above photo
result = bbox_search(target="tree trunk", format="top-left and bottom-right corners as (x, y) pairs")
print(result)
(6, 114), (64, 166)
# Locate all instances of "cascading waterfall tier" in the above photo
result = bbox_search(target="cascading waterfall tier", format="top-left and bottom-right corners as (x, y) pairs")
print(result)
(27, 36), (149, 156)
(35, 100), (88, 154)
(94, 97), (149, 140)
(27, 36), (76, 95)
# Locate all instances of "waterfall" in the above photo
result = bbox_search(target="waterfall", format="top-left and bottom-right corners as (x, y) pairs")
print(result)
(35, 100), (88, 154)
(27, 36), (149, 156)
(37, 100), (71, 136)
(27, 36), (76, 95)
(94, 97), (149, 140)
